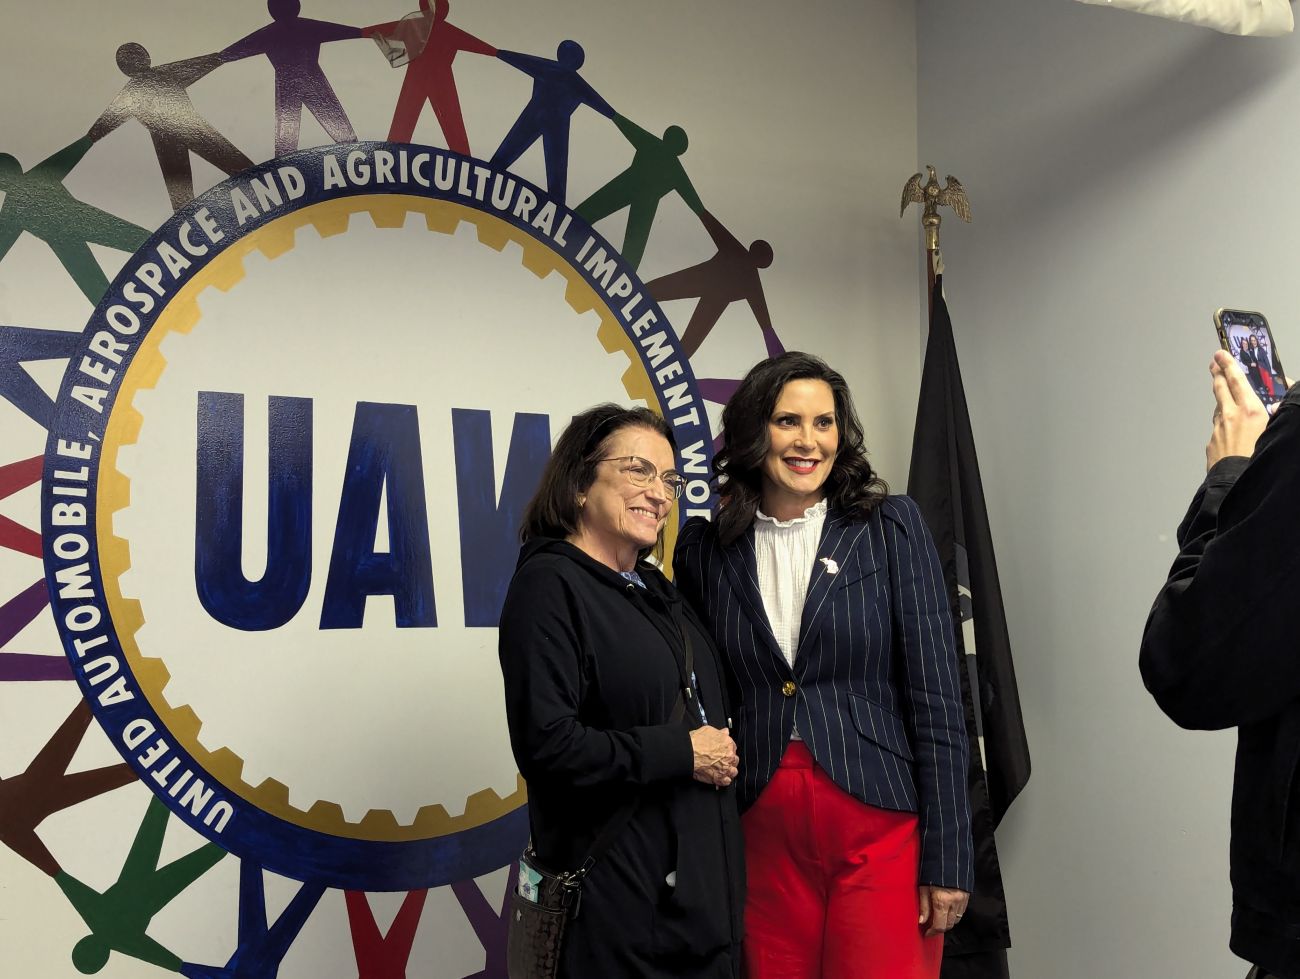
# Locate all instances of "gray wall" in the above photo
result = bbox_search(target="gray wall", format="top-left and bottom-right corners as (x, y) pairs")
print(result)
(916, 2), (1300, 976)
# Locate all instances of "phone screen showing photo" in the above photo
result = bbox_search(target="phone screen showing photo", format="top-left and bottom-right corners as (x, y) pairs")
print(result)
(1217, 309), (1288, 407)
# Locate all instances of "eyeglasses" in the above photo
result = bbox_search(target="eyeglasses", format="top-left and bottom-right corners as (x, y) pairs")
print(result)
(595, 456), (687, 499)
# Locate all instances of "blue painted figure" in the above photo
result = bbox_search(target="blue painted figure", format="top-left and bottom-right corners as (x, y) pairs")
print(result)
(490, 40), (614, 203)
(181, 860), (325, 979)
(0, 324), (89, 427)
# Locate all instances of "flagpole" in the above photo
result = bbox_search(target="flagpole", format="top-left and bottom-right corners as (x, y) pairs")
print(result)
(905, 169), (1030, 978)
(926, 250), (935, 320)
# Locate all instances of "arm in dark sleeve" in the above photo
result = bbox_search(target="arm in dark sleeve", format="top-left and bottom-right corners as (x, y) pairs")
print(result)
(673, 520), (739, 719)
(670, 517), (710, 621)
(885, 497), (974, 891)
(498, 563), (693, 787)
(1140, 392), (1300, 729)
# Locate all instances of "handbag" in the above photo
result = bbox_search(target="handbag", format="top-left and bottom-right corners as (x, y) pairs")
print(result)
(504, 847), (589, 979)
(505, 605), (697, 979)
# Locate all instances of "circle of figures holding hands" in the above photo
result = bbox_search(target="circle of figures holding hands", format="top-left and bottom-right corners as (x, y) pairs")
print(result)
(0, 0), (782, 364)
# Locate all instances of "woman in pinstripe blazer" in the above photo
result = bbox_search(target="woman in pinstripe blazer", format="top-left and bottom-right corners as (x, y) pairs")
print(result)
(674, 352), (973, 979)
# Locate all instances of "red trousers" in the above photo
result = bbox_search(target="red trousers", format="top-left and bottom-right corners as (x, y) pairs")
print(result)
(741, 741), (943, 979)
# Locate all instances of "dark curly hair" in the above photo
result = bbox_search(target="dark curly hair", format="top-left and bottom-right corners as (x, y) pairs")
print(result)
(713, 351), (888, 545)
(520, 404), (677, 554)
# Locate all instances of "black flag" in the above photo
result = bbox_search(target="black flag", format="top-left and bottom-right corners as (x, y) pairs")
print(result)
(908, 275), (1031, 978)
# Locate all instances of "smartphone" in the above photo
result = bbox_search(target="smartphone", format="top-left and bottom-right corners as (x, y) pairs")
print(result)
(1214, 308), (1289, 406)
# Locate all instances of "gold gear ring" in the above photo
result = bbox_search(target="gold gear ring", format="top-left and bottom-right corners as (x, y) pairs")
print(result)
(97, 194), (670, 842)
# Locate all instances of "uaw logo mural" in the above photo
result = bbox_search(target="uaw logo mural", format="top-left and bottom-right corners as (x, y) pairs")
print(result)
(0, 3), (784, 975)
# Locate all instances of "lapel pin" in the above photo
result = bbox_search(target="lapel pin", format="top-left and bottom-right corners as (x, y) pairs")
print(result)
(819, 557), (839, 575)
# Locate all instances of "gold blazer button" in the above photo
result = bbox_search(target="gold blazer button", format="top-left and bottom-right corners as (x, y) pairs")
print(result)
(781, 680), (797, 697)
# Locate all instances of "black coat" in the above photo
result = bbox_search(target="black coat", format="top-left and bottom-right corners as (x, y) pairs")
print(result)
(1141, 382), (1300, 978)
(498, 538), (744, 978)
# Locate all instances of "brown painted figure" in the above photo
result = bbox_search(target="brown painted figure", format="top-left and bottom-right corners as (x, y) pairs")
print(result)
(90, 42), (254, 211)
(645, 209), (777, 358)
(0, 699), (136, 876)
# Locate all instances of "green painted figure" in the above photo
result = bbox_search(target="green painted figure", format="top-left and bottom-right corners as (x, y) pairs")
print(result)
(0, 137), (150, 305)
(56, 797), (227, 974)
(575, 115), (703, 271)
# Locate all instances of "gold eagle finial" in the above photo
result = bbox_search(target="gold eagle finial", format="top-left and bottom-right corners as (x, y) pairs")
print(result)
(901, 165), (971, 251)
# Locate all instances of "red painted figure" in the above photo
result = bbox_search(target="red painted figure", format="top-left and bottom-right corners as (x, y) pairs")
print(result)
(364, 0), (495, 154)
(345, 889), (429, 978)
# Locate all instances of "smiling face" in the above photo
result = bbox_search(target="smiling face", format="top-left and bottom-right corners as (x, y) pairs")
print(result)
(572, 425), (676, 571)
(760, 378), (838, 520)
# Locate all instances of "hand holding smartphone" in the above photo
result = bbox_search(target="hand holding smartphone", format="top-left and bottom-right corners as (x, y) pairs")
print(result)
(1214, 308), (1288, 407)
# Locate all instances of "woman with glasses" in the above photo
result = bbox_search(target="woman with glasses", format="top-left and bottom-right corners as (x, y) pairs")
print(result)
(675, 352), (972, 979)
(498, 403), (744, 978)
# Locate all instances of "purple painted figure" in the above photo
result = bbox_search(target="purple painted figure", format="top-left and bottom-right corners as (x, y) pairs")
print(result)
(221, 0), (363, 156)
(449, 864), (516, 979)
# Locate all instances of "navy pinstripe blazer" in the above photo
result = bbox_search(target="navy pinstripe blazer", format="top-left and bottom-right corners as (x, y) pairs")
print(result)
(674, 495), (974, 891)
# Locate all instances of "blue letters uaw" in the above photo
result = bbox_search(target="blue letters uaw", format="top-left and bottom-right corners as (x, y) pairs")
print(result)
(194, 398), (553, 632)
(41, 143), (716, 890)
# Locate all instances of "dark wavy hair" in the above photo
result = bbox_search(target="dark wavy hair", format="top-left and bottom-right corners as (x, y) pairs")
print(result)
(713, 351), (888, 545)
(521, 404), (678, 554)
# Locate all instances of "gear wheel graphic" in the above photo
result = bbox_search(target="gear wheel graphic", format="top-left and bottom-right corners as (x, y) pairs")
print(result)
(94, 194), (663, 843)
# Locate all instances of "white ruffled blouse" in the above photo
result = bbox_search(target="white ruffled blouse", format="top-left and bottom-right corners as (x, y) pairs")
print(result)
(754, 497), (828, 668)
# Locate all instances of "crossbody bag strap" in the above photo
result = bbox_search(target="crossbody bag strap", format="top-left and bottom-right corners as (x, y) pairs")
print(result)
(667, 601), (700, 722)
